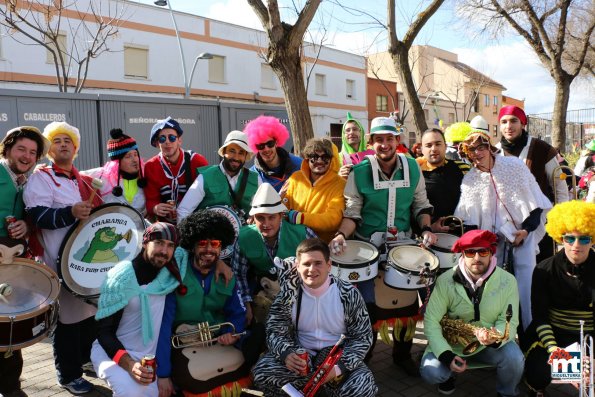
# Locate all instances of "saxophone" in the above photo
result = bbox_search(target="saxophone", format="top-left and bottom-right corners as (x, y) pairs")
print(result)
(440, 304), (513, 354)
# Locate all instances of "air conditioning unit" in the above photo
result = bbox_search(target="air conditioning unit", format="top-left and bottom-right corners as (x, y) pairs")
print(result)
(347, 94), (353, 98)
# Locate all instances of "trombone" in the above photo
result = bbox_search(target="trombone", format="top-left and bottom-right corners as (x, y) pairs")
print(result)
(171, 321), (246, 349)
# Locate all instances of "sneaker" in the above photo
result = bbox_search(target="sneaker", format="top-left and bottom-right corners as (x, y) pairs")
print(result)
(58, 377), (93, 395)
(438, 376), (456, 395)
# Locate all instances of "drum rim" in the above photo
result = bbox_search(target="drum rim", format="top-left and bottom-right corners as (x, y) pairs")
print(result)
(387, 245), (439, 273)
(57, 202), (145, 298)
(331, 258), (379, 269)
(0, 258), (60, 320)
(330, 240), (379, 265)
(433, 232), (459, 251)
(384, 263), (436, 290)
(206, 205), (241, 259)
(330, 261), (378, 282)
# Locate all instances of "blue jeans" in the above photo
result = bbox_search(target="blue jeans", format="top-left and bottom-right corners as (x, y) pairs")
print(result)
(420, 342), (524, 397)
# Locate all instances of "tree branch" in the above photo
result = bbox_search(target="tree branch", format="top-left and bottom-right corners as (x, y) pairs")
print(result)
(402, 0), (445, 49)
(289, 0), (321, 51)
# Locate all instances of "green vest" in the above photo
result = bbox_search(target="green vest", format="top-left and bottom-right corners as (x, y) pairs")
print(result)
(0, 166), (23, 238)
(238, 220), (307, 276)
(353, 155), (420, 238)
(196, 165), (258, 215)
(174, 263), (236, 327)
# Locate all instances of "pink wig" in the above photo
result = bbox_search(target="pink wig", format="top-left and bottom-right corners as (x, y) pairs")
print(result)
(243, 115), (290, 152)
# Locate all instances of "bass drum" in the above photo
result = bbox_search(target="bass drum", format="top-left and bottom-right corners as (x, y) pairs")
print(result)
(433, 233), (461, 270)
(57, 203), (146, 304)
(374, 268), (419, 320)
(206, 206), (243, 261)
(0, 258), (60, 351)
(385, 245), (439, 290)
(330, 240), (378, 283)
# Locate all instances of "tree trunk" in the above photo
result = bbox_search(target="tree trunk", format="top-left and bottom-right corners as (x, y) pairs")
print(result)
(271, 54), (314, 156)
(550, 76), (571, 151)
(390, 44), (428, 141)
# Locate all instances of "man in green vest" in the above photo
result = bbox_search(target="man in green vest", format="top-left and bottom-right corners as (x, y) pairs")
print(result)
(232, 183), (317, 324)
(156, 210), (265, 395)
(177, 130), (260, 223)
(0, 126), (49, 397)
(330, 116), (437, 377)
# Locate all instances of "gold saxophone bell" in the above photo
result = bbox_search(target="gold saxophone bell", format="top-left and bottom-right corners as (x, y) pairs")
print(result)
(171, 321), (247, 349)
(440, 304), (513, 355)
(121, 230), (132, 243)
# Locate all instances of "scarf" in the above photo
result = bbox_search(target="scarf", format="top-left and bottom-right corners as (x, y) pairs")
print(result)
(500, 130), (528, 157)
(158, 150), (187, 204)
(457, 255), (497, 291)
(96, 255), (187, 345)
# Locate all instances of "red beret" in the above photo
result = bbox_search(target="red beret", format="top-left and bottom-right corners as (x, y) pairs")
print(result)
(452, 229), (498, 254)
(498, 106), (527, 125)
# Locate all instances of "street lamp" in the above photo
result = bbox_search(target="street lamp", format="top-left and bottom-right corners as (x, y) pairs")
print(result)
(154, 0), (211, 98)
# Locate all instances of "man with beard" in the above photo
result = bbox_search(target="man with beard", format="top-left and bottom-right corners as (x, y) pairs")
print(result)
(91, 222), (183, 397)
(282, 137), (345, 242)
(177, 130), (260, 223)
(496, 105), (568, 261)
(330, 116), (436, 376)
(24, 121), (103, 394)
(0, 126), (49, 397)
(420, 230), (522, 396)
(233, 183), (316, 324)
(156, 210), (264, 396)
(243, 115), (302, 192)
(145, 117), (208, 222)
(416, 128), (469, 233)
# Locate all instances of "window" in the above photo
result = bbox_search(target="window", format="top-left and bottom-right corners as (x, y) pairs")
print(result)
(484, 94), (489, 107)
(315, 73), (326, 95)
(260, 63), (276, 89)
(448, 113), (455, 123)
(471, 93), (479, 113)
(124, 46), (148, 79)
(46, 32), (67, 64)
(346, 79), (355, 99)
(208, 55), (226, 83)
(493, 96), (498, 106)
(376, 95), (388, 112)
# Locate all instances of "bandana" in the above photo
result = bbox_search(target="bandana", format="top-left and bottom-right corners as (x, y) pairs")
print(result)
(498, 105), (527, 125)
(143, 222), (179, 245)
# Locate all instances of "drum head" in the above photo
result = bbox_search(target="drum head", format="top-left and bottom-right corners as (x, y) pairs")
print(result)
(206, 206), (241, 259)
(434, 233), (459, 251)
(0, 258), (60, 320)
(58, 203), (145, 298)
(388, 245), (439, 272)
(331, 240), (378, 267)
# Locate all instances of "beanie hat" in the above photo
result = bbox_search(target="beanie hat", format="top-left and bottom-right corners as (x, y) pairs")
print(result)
(142, 222), (179, 246)
(452, 229), (498, 254)
(107, 129), (139, 161)
(150, 117), (183, 147)
(498, 106), (527, 125)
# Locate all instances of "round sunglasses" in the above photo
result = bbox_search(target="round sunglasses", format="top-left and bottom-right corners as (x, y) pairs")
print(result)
(158, 134), (179, 144)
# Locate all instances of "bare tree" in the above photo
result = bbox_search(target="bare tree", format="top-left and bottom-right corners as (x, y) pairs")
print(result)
(248, 0), (321, 155)
(458, 0), (595, 150)
(0, 0), (124, 93)
(387, 0), (446, 141)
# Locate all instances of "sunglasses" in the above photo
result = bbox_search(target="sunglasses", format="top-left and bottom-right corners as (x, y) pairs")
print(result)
(256, 140), (276, 150)
(158, 134), (178, 144)
(562, 235), (592, 245)
(308, 154), (331, 163)
(198, 239), (222, 248)
(463, 248), (491, 258)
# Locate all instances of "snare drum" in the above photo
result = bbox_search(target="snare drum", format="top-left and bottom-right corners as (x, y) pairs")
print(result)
(385, 245), (439, 290)
(433, 233), (461, 269)
(330, 240), (378, 283)
(0, 258), (60, 351)
(58, 203), (146, 304)
(374, 269), (419, 320)
(206, 205), (242, 260)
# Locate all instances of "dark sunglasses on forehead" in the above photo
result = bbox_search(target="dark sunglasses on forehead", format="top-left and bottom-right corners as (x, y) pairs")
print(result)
(562, 235), (592, 245)
(463, 248), (491, 258)
(158, 134), (178, 144)
(255, 140), (276, 150)
(308, 154), (332, 163)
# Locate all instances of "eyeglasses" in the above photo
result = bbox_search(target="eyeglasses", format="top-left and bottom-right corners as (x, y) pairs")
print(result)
(256, 140), (276, 150)
(562, 235), (592, 245)
(158, 134), (178, 144)
(463, 248), (491, 258)
(467, 144), (489, 154)
(308, 154), (331, 163)
(198, 239), (222, 248)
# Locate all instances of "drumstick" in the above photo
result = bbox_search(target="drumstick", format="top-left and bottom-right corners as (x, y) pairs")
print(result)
(87, 178), (104, 204)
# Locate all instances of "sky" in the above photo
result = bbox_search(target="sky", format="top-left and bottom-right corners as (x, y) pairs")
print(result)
(137, 0), (594, 114)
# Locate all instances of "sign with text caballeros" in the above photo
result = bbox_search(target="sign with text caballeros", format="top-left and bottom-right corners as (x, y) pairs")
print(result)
(58, 203), (146, 300)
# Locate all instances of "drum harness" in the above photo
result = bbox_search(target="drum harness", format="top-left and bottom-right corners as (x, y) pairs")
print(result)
(225, 168), (250, 220)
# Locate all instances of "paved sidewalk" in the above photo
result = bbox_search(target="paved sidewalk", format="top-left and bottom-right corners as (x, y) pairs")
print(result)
(18, 325), (577, 397)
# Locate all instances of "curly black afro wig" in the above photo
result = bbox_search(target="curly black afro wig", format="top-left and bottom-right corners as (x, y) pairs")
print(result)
(177, 210), (236, 251)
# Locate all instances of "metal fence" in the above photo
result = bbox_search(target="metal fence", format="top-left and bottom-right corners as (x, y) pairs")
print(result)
(527, 108), (595, 152)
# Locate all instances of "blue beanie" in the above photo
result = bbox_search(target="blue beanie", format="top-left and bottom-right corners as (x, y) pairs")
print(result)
(150, 116), (184, 147)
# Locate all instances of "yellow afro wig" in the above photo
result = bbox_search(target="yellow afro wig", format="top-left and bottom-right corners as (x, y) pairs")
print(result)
(444, 122), (472, 144)
(545, 200), (595, 243)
